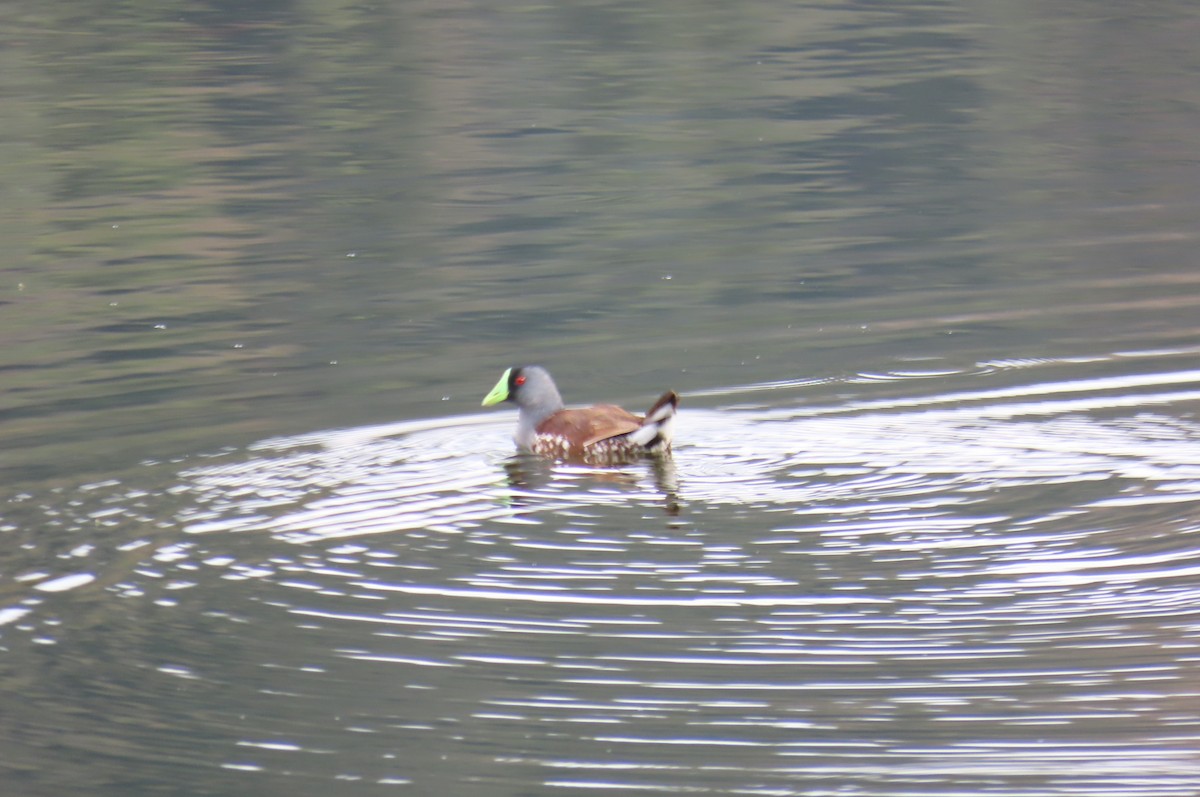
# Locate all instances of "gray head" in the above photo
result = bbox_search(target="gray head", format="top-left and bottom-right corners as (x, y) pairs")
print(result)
(481, 366), (566, 450)
(481, 365), (565, 422)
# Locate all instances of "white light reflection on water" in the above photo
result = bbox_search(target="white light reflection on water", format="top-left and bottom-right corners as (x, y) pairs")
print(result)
(3, 359), (1200, 796)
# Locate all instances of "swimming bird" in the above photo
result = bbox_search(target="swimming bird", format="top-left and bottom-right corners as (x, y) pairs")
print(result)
(481, 366), (678, 463)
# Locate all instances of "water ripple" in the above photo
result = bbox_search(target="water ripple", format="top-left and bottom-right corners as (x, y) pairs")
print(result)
(4, 359), (1200, 796)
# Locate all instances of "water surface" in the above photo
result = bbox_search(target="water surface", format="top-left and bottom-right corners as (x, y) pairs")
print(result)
(2, 1), (1200, 795)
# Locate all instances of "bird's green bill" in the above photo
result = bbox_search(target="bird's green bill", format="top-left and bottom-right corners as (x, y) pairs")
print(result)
(481, 368), (512, 406)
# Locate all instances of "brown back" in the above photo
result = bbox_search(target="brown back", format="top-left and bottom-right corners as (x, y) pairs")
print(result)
(536, 404), (642, 451)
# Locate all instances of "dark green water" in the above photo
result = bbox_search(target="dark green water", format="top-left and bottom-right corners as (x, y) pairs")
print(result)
(2, 1), (1200, 795)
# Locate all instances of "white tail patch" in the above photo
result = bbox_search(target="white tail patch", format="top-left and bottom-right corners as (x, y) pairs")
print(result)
(627, 415), (675, 448)
(626, 391), (678, 449)
(644, 400), (675, 425)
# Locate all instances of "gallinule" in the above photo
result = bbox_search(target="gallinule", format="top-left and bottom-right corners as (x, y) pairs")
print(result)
(482, 365), (678, 463)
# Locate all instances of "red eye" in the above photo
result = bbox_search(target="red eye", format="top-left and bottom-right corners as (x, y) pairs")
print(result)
(515, 375), (526, 386)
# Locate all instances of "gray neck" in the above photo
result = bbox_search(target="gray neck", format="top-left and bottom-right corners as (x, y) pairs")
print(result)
(513, 367), (564, 448)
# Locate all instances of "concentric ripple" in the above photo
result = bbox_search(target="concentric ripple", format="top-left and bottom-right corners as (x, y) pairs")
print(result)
(2, 357), (1200, 795)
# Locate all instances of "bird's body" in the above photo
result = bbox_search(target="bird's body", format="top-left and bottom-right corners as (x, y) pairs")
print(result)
(482, 366), (677, 464)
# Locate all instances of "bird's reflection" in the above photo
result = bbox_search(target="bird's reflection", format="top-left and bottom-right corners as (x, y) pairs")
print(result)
(500, 453), (681, 517)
